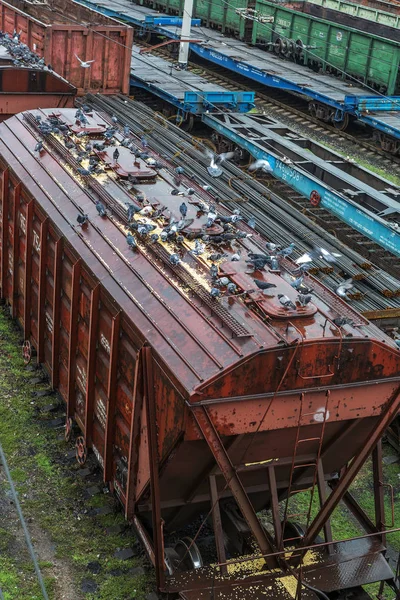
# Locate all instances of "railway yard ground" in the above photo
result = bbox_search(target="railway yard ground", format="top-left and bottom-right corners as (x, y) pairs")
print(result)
(0, 310), (152, 600)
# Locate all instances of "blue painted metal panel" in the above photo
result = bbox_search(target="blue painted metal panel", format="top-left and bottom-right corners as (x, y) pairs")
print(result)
(202, 113), (400, 256)
(345, 96), (400, 112)
(144, 15), (201, 26)
(130, 77), (255, 114)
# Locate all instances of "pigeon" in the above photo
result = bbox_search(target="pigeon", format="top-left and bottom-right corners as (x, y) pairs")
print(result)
(292, 264), (310, 276)
(295, 253), (313, 265)
(248, 158), (273, 174)
(186, 188), (195, 196)
(266, 242), (280, 252)
(179, 202), (188, 218)
(75, 54), (95, 68)
(278, 243), (295, 257)
(170, 253), (181, 266)
(208, 252), (227, 262)
(150, 233), (159, 243)
(231, 253), (241, 262)
(270, 257), (280, 271)
(333, 316), (353, 327)
(216, 277), (230, 287)
(290, 275), (305, 290)
(227, 283), (237, 294)
(297, 294), (312, 307)
(210, 264), (218, 280)
(192, 240), (205, 256)
(313, 246), (342, 263)
(77, 213), (89, 226)
(254, 279), (277, 291)
(335, 278), (354, 298)
(246, 255), (270, 271)
(113, 148), (120, 163)
(77, 167), (91, 176)
(247, 217), (256, 229)
(123, 125), (130, 136)
(34, 141), (43, 153)
(206, 206), (218, 228)
(210, 287), (221, 298)
(175, 166), (184, 175)
(141, 136), (148, 149)
(126, 204), (138, 221)
(394, 339), (400, 350)
(126, 234), (137, 249)
(218, 214), (242, 224)
(137, 223), (156, 235)
(95, 201), (106, 217)
(202, 185), (212, 192)
(278, 294), (296, 310)
(111, 115), (118, 124)
(139, 206), (154, 216)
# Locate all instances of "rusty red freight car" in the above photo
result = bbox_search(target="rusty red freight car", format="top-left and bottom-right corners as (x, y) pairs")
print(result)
(1, 107), (400, 600)
(0, 0), (133, 95)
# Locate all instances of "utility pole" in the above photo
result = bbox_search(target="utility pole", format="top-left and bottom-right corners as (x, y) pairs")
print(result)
(178, 0), (193, 69)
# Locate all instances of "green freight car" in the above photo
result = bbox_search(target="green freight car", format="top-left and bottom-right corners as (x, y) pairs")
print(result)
(148, 0), (248, 37)
(252, 0), (400, 94)
(307, 0), (400, 27)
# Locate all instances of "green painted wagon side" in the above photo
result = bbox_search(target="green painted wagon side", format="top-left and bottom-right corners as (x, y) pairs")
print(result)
(208, 0), (247, 37)
(308, 0), (400, 28)
(252, 0), (400, 94)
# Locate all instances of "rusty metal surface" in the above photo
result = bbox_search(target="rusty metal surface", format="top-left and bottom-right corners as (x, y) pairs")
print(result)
(0, 0), (133, 94)
(0, 107), (399, 598)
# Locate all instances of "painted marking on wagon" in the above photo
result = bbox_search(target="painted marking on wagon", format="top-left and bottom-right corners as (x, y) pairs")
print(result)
(33, 230), (41, 253)
(314, 407), (330, 422)
(100, 333), (111, 355)
(92, 444), (104, 468)
(19, 212), (26, 234)
(76, 364), (87, 390)
(45, 312), (53, 333)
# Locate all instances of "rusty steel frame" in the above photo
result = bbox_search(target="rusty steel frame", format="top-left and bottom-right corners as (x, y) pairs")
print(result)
(23, 199), (33, 339)
(191, 405), (278, 568)
(84, 284), (100, 444)
(104, 311), (121, 482)
(11, 182), (20, 319)
(0, 168), (8, 300)
(37, 218), (48, 364)
(67, 259), (81, 418)
(143, 345), (165, 590)
(126, 346), (144, 520)
(301, 383), (400, 547)
(51, 238), (63, 389)
(209, 474), (228, 575)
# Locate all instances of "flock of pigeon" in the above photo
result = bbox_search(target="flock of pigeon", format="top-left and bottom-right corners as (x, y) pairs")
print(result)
(0, 30), (51, 69)
(31, 106), (357, 321)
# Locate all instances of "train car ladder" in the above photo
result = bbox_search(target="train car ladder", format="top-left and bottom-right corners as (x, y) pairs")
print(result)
(280, 391), (329, 548)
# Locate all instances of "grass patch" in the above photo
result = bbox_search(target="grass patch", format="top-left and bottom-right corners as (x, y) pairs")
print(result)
(0, 308), (151, 598)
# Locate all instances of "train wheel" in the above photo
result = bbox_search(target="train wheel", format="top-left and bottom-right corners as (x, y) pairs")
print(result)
(174, 537), (203, 570)
(164, 547), (181, 575)
(22, 340), (32, 365)
(274, 38), (283, 55)
(65, 417), (73, 442)
(75, 436), (87, 466)
(181, 114), (194, 132)
(333, 113), (349, 131)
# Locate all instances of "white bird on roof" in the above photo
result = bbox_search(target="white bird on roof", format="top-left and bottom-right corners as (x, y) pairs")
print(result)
(75, 54), (95, 68)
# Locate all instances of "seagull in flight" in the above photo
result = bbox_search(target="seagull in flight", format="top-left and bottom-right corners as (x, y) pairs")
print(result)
(75, 54), (95, 68)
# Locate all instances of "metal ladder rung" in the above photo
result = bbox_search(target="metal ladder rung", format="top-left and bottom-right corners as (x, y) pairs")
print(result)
(292, 462), (317, 470)
(297, 437), (322, 444)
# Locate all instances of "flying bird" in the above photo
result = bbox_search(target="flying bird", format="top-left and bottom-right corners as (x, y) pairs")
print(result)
(75, 54), (95, 68)
(335, 278), (354, 298)
(248, 158), (273, 174)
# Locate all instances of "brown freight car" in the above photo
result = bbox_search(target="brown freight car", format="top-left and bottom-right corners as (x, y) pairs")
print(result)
(0, 107), (400, 600)
(0, 0), (133, 95)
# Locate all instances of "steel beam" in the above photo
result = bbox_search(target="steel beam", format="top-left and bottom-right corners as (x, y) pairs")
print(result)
(302, 383), (400, 547)
(267, 465), (283, 551)
(373, 440), (386, 545)
(126, 347), (144, 520)
(0, 168), (8, 300)
(23, 200), (33, 339)
(11, 183), (20, 318)
(51, 238), (63, 389)
(143, 345), (165, 590)
(84, 284), (100, 444)
(37, 218), (48, 364)
(67, 259), (81, 418)
(316, 460), (333, 552)
(209, 474), (227, 575)
(191, 405), (278, 567)
(104, 311), (121, 482)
